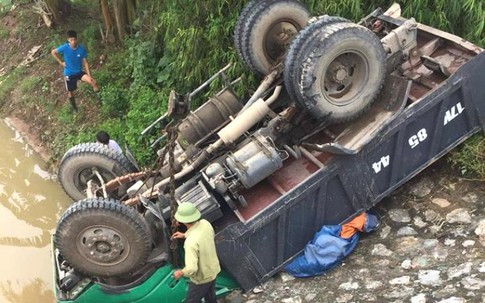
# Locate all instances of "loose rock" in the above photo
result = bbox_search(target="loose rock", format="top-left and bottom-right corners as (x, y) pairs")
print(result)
(461, 192), (478, 204)
(447, 262), (472, 279)
(338, 281), (359, 290)
(474, 219), (485, 238)
(410, 293), (426, 303)
(380, 225), (391, 239)
(401, 259), (412, 270)
(445, 208), (472, 224)
(409, 180), (432, 197)
(413, 216), (427, 228)
(279, 272), (295, 283)
(371, 243), (393, 256)
(389, 276), (411, 285)
(397, 226), (418, 236)
(389, 209), (411, 223)
(424, 209), (439, 221)
(418, 270), (442, 286)
(436, 297), (466, 303)
(432, 197), (451, 208)
(364, 280), (383, 289)
(304, 293), (316, 301)
(460, 276), (485, 290)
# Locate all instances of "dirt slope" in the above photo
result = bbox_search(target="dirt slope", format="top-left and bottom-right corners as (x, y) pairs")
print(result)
(0, 5), (104, 169)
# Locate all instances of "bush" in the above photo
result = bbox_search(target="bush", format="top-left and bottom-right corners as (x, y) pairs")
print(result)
(98, 83), (129, 117)
(81, 23), (102, 56)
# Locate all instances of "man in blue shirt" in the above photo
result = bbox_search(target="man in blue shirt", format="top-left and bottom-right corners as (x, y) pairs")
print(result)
(51, 30), (99, 112)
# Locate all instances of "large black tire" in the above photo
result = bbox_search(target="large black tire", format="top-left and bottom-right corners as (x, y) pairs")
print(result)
(283, 15), (351, 103)
(295, 22), (386, 123)
(233, 0), (267, 64)
(54, 198), (152, 277)
(238, 0), (310, 75)
(58, 143), (138, 201)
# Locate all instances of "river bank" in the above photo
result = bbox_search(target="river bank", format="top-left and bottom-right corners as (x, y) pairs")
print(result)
(4, 116), (52, 165)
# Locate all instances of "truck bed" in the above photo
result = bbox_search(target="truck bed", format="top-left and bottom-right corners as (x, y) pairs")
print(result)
(215, 23), (485, 291)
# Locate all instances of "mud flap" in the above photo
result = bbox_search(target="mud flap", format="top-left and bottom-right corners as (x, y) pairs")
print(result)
(303, 75), (411, 155)
(124, 144), (140, 171)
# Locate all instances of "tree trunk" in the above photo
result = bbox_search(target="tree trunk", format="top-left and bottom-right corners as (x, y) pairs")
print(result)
(44, 0), (61, 22)
(112, 0), (128, 42)
(99, 0), (138, 43)
(100, 0), (115, 43)
(126, 0), (136, 26)
(43, 0), (71, 24)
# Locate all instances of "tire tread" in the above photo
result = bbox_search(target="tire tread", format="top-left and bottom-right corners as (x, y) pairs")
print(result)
(58, 143), (137, 200)
(54, 198), (152, 277)
(297, 22), (386, 123)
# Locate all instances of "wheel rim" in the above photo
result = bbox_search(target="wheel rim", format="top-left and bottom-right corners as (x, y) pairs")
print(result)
(76, 225), (130, 266)
(264, 19), (301, 65)
(322, 51), (370, 106)
(73, 167), (116, 195)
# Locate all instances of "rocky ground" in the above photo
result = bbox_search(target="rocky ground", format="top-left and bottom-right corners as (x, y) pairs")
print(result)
(225, 159), (485, 303)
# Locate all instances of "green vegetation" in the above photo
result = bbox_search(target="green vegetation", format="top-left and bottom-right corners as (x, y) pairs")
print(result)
(0, 0), (484, 177)
(0, 28), (7, 39)
(0, 67), (26, 106)
(19, 76), (42, 94)
(450, 135), (485, 181)
(0, 0), (10, 13)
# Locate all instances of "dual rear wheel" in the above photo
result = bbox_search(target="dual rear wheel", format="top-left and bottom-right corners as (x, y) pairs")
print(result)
(234, 0), (386, 123)
(234, 0), (311, 75)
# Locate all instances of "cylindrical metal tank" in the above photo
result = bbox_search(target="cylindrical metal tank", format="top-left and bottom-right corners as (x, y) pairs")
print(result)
(226, 134), (283, 189)
(177, 89), (242, 146)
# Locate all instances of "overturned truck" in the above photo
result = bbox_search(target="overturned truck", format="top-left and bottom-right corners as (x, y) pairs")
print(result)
(53, 1), (485, 302)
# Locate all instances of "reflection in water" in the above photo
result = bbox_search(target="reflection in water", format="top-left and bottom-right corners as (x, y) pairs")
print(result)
(1, 279), (54, 303)
(0, 230), (51, 248)
(0, 119), (71, 303)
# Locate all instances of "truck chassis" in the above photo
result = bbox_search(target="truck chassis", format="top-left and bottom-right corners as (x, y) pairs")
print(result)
(52, 2), (485, 302)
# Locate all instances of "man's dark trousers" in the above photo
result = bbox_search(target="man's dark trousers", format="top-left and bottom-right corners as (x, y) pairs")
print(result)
(186, 280), (217, 303)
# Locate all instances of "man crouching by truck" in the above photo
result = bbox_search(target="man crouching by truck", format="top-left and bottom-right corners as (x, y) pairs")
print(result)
(172, 202), (221, 303)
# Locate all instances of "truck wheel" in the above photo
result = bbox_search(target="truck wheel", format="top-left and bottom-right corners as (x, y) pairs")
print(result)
(239, 0), (310, 75)
(284, 15), (350, 103)
(233, 0), (266, 64)
(295, 22), (386, 123)
(54, 198), (152, 277)
(58, 143), (138, 201)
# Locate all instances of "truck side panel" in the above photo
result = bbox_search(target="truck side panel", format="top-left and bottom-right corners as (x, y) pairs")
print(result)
(217, 52), (485, 291)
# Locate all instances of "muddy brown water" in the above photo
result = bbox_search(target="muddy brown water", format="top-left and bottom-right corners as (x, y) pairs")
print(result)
(0, 119), (71, 303)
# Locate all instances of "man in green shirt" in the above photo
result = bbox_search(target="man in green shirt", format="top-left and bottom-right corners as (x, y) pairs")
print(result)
(172, 202), (221, 303)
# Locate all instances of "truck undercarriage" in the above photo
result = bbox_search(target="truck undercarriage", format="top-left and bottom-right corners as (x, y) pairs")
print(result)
(52, 2), (485, 302)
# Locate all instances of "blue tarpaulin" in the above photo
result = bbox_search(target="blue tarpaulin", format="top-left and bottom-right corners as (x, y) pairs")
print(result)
(285, 212), (379, 277)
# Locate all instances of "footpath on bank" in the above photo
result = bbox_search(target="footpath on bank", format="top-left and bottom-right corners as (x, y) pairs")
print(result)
(228, 159), (485, 303)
